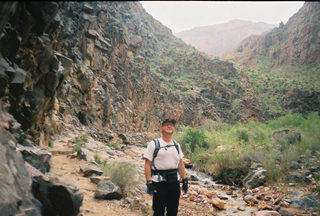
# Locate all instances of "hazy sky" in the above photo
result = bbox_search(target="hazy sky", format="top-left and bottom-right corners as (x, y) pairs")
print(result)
(140, 1), (305, 33)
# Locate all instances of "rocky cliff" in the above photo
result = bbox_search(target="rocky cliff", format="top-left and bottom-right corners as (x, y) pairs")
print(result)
(175, 19), (276, 57)
(0, 1), (259, 146)
(223, 2), (320, 67)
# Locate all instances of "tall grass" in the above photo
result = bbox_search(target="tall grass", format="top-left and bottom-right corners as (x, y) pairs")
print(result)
(176, 112), (320, 183)
(105, 161), (138, 196)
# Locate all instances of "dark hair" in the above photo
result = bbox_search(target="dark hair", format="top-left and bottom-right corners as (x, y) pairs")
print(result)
(161, 119), (176, 126)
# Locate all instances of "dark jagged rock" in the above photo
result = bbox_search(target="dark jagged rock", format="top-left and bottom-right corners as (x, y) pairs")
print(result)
(290, 194), (320, 213)
(289, 161), (301, 170)
(286, 172), (304, 183)
(0, 113), (41, 216)
(95, 181), (123, 200)
(243, 167), (268, 189)
(27, 165), (83, 216)
(17, 144), (52, 173)
(80, 164), (103, 177)
(283, 89), (320, 116)
(0, 25), (21, 61)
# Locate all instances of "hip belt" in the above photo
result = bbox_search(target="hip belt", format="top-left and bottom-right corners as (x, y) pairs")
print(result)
(152, 168), (178, 182)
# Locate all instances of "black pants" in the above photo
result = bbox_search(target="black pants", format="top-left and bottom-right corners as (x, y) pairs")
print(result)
(152, 181), (181, 216)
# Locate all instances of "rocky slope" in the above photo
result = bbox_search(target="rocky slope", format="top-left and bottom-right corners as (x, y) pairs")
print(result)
(175, 19), (276, 57)
(0, 1), (260, 147)
(222, 2), (320, 117)
(223, 2), (320, 66)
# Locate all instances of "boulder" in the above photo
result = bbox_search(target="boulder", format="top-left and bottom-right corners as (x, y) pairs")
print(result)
(289, 161), (301, 170)
(94, 181), (122, 200)
(27, 165), (83, 216)
(278, 207), (308, 216)
(286, 172), (304, 183)
(252, 210), (280, 216)
(80, 164), (103, 177)
(210, 197), (225, 209)
(90, 175), (109, 184)
(243, 195), (258, 204)
(17, 144), (52, 173)
(243, 167), (268, 189)
(290, 194), (320, 213)
(0, 128), (41, 216)
(77, 147), (95, 163)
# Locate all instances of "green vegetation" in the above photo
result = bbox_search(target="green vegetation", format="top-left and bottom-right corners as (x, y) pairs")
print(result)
(105, 142), (120, 150)
(48, 139), (54, 148)
(72, 133), (89, 152)
(179, 126), (209, 155)
(175, 112), (320, 184)
(94, 154), (101, 164)
(233, 63), (320, 118)
(104, 161), (138, 196)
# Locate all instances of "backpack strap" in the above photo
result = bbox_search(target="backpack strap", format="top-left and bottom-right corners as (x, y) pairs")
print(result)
(172, 139), (180, 155)
(151, 139), (160, 171)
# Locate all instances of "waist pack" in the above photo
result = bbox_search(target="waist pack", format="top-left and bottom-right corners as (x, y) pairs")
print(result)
(152, 169), (178, 183)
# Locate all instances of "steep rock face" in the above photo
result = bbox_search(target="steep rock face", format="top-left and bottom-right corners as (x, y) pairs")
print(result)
(53, 1), (258, 134)
(0, 1), (259, 144)
(175, 19), (276, 57)
(224, 2), (320, 66)
(0, 2), (69, 145)
(0, 104), (41, 216)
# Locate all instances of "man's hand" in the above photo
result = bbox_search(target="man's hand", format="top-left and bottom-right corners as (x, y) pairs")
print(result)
(182, 178), (188, 193)
(146, 180), (156, 195)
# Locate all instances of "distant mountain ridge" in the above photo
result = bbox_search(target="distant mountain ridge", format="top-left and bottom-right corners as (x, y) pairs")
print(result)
(175, 19), (276, 56)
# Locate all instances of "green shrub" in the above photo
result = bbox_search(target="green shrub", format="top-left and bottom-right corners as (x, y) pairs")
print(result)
(236, 128), (249, 143)
(105, 142), (120, 150)
(48, 139), (54, 148)
(268, 113), (304, 129)
(177, 112), (320, 183)
(263, 150), (281, 183)
(94, 154), (101, 164)
(300, 112), (320, 153)
(105, 161), (137, 196)
(72, 133), (88, 152)
(180, 126), (209, 154)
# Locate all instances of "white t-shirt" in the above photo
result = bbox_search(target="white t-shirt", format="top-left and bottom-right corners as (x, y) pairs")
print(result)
(144, 137), (184, 182)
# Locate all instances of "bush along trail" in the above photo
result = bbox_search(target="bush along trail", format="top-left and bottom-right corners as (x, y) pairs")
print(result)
(45, 114), (319, 216)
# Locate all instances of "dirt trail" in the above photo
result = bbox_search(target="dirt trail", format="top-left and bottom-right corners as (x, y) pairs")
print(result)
(47, 134), (143, 216)
(46, 132), (254, 216)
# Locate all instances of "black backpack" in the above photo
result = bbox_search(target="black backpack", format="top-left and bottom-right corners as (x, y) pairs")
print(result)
(151, 139), (180, 170)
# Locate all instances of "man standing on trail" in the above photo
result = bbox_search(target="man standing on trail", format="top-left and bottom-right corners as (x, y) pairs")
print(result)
(144, 118), (188, 216)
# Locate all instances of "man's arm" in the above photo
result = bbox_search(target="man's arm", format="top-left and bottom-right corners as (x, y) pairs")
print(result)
(145, 159), (152, 182)
(178, 159), (186, 179)
(179, 159), (188, 193)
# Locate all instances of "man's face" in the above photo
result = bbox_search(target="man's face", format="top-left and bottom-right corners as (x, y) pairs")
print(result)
(160, 122), (175, 135)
